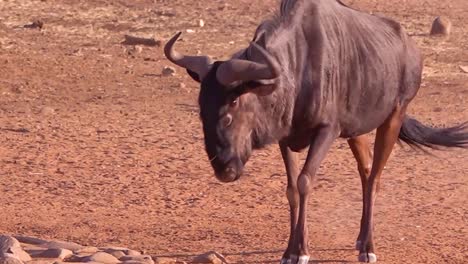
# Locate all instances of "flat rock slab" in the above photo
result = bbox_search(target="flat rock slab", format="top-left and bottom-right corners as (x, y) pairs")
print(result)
(37, 241), (83, 252)
(26, 259), (62, 264)
(13, 237), (48, 246)
(82, 252), (120, 264)
(120, 255), (154, 264)
(102, 250), (125, 260)
(33, 249), (73, 260)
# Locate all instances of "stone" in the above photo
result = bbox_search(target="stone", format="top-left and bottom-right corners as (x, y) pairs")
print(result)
(0, 236), (21, 252)
(0, 236), (31, 262)
(6, 250), (30, 263)
(74, 247), (99, 254)
(120, 255), (153, 264)
(33, 248), (73, 260)
(14, 236), (48, 245)
(192, 251), (227, 264)
(103, 249), (125, 260)
(198, 19), (205, 28)
(124, 250), (141, 256)
(153, 257), (177, 264)
(430, 16), (452, 36)
(40, 106), (55, 116)
(162, 66), (176, 77)
(0, 255), (24, 264)
(459, 65), (468, 73)
(38, 241), (83, 252)
(83, 252), (120, 264)
(26, 259), (62, 264)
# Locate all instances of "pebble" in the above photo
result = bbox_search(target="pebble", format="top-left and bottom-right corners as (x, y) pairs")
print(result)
(162, 66), (176, 77)
(40, 106), (55, 116)
(192, 251), (227, 264)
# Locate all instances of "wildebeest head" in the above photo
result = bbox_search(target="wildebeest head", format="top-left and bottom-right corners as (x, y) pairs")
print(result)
(165, 32), (280, 182)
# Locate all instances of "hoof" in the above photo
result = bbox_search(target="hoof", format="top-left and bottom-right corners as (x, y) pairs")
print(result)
(297, 255), (310, 264)
(355, 240), (362, 250)
(280, 258), (291, 264)
(358, 253), (377, 263)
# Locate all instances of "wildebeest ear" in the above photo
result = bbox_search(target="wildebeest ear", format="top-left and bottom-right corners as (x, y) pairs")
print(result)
(244, 79), (276, 96)
(186, 69), (201, 83)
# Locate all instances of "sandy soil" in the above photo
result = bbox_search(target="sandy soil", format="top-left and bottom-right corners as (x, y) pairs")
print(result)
(0, 0), (467, 263)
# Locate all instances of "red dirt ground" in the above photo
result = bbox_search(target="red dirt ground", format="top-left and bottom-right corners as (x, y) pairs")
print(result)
(0, 0), (467, 263)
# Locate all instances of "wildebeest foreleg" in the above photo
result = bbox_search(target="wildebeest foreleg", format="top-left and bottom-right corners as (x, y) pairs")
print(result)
(347, 135), (373, 249)
(292, 126), (339, 264)
(359, 105), (406, 263)
(279, 142), (300, 264)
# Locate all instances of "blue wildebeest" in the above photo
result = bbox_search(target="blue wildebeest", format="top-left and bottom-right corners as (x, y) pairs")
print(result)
(164, 0), (468, 263)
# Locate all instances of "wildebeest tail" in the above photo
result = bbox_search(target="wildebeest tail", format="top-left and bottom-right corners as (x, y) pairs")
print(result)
(398, 116), (468, 150)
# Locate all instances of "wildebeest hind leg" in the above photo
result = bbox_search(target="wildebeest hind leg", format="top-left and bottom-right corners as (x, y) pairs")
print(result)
(279, 141), (300, 264)
(359, 105), (406, 263)
(347, 135), (373, 250)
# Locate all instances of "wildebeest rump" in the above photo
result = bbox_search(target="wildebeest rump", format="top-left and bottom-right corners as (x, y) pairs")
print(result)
(164, 0), (468, 263)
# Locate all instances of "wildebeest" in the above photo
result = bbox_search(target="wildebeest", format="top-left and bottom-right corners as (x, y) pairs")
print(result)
(164, 0), (468, 263)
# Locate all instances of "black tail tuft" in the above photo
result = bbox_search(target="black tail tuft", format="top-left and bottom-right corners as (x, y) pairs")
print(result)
(398, 116), (468, 151)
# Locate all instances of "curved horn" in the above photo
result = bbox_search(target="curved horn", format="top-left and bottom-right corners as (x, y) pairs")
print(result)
(164, 32), (213, 80)
(216, 43), (280, 87)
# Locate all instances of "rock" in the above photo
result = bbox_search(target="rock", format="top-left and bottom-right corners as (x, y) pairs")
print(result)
(199, 19), (205, 28)
(74, 247), (99, 254)
(120, 255), (153, 264)
(192, 251), (227, 264)
(179, 83), (187, 89)
(83, 252), (120, 264)
(459, 65), (468, 73)
(103, 249), (125, 260)
(0, 255), (24, 264)
(24, 20), (44, 29)
(124, 250), (141, 256)
(33, 248), (72, 260)
(14, 236), (48, 245)
(40, 106), (55, 116)
(26, 259), (62, 264)
(38, 241), (83, 252)
(153, 257), (177, 264)
(0, 236), (31, 262)
(162, 66), (176, 77)
(430, 16), (452, 36)
(0, 236), (21, 252)
(122, 35), (161, 47)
